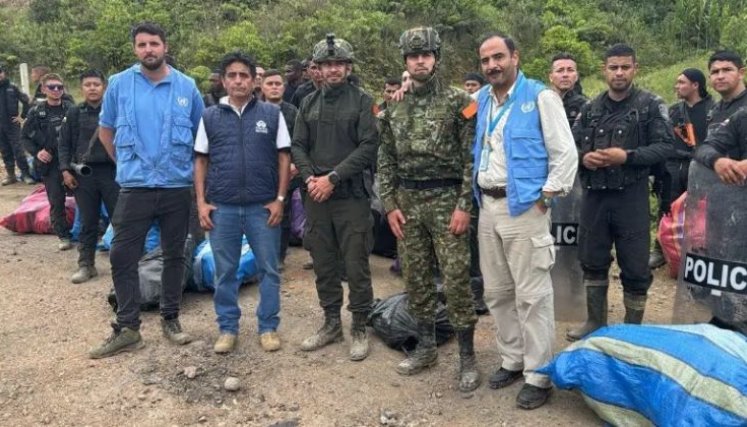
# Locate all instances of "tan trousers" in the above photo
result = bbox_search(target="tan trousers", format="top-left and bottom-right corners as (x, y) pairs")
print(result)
(478, 195), (555, 388)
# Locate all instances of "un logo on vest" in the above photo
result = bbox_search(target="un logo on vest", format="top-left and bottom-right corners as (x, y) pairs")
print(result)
(255, 120), (268, 134)
(177, 97), (189, 107)
(521, 101), (536, 113)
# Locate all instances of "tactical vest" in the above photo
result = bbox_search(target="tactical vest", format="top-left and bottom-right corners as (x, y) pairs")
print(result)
(578, 90), (654, 190)
(31, 100), (73, 151)
(3, 84), (22, 118)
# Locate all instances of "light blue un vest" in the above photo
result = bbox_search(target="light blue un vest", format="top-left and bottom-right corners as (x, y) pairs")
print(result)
(472, 72), (549, 216)
(110, 65), (198, 188)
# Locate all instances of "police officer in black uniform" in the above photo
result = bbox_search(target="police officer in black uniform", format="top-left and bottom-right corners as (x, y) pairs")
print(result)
(706, 51), (747, 135)
(548, 52), (588, 127)
(648, 69), (715, 268)
(567, 44), (673, 341)
(21, 73), (74, 250)
(0, 64), (33, 185)
(58, 70), (120, 283)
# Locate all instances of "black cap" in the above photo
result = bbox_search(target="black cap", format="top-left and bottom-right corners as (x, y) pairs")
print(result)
(681, 68), (709, 98)
(463, 72), (485, 85)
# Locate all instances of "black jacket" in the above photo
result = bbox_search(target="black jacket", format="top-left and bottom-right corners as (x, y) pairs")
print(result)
(695, 108), (747, 167)
(58, 102), (113, 171)
(291, 82), (378, 198)
(0, 79), (30, 128)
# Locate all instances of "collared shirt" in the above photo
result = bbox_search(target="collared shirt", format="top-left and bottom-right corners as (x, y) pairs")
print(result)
(99, 65), (203, 162)
(474, 83), (577, 194)
(193, 96), (290, 154)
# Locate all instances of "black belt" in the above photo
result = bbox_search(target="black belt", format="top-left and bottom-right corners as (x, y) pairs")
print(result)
(481, 186), (507, 199)
(400, 178), (462, 190)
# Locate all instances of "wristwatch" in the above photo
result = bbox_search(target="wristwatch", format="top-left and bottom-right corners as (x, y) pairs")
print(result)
(540, 195), (554, 208)
(328, 170), (341, 186)
(276, 195), (285, 202)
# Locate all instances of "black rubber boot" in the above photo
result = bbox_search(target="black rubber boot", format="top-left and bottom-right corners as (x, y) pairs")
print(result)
(567, 280), (608, 341)
(396, 319), (437, 375)
(649, 240), (666, 269)
(300, 310), (343, 351)
(623, 292), (647, 324)
(470, 277), (489, 315)
(349, 312), (369, 361)
(457, 327), (480, 392)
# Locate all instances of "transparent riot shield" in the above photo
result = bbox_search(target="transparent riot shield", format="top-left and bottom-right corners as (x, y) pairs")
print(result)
(673, 162), (747, 334)
(550, 176), (585, 321)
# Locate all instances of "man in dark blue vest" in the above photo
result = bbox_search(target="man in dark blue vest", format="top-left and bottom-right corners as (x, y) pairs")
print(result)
(194, 52), (290, 354)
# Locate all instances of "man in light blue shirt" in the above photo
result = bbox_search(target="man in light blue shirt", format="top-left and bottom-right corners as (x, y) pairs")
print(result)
(89, 21), (204, 359)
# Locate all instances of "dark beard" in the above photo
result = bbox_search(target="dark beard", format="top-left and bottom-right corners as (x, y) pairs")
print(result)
(141, 57), (165, 71)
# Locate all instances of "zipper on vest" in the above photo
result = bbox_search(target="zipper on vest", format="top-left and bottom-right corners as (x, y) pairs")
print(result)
(240, 112), (246, 205)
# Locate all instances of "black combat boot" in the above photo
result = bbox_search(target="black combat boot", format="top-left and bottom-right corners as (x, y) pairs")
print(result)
(300, 309), (343, 351)
(567, 280), (608, 341)
(470, 277), (489, 315)
(623, 292), (647, 324)
(349, 311), (369, 361)
(396, 319), (437, 375)
(649, 240), (666, 269)
(457, 327), (480, 392)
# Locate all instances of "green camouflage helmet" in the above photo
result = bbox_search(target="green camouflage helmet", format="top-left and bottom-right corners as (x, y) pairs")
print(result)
(399, 26), (441, 58)
(312, 33), (354, 63)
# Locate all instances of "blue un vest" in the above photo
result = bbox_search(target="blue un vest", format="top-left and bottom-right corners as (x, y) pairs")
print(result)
(110, 65), (198, 188)
(472, 72), (549, 217)
(202, 99), (280, 205)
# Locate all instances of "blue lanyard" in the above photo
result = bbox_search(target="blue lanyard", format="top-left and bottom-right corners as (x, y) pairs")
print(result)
(487, 98), (514, 138)
(485, 75), (525, 139)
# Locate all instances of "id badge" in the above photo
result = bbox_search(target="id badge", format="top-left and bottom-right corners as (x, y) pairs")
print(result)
(479, 144), (490, 172)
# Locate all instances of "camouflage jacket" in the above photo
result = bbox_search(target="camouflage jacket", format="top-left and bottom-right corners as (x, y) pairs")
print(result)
(377, 77), (475, 213)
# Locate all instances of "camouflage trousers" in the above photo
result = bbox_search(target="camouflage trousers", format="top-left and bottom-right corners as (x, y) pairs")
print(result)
(397, 186), (476, 329)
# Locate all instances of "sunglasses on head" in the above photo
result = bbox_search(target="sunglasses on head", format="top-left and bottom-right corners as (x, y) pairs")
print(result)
(46, 84), (64, 91)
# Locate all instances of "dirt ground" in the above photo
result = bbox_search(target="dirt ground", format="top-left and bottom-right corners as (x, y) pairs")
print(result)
(0, 178), (679, 427)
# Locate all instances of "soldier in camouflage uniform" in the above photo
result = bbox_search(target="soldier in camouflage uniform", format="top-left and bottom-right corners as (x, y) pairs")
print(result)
(377, 27), (480, 392)
(291, 35), (378, 361)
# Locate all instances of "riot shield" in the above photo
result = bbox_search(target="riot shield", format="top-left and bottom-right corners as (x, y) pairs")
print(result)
(673, 162), (747, 334)
(550, 176), (585, 321)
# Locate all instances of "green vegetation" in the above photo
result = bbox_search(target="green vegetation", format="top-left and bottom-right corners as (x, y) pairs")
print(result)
(0, 0), (742, 97)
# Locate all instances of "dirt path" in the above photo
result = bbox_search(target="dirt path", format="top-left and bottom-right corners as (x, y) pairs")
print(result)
(0, 180), (678, 426)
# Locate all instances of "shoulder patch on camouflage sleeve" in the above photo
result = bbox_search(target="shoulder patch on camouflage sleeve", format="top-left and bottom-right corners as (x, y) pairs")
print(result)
(462, 101), (477, 119)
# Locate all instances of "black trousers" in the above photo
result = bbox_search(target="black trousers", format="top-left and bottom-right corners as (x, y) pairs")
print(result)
(41, 160), (71, 239)
(304, 196), (373, 314)
(73, 163), (119, 267)
(578, 179), (652, 295)
(110, 187), (191, 329)
(0, 124), (29, 174)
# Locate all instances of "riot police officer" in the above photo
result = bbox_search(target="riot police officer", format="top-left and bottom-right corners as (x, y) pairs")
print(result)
(21, 73), (74, 249)
(378, 26), (479, 392)
(0, 64), (33, 185)
(548, 52), (588, 127)
(291, 35), (378, 361)
(568, 44), (673, 341)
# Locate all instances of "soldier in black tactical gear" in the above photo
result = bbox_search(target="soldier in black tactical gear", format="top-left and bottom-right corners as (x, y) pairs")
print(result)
(568, 44), (673, 341)
(706, 51), (747, 136)
(58, 70), (120, 283)
(292, 34), (378, 362)
(21, 73), (74, 249)
(0, 64), (33, 185)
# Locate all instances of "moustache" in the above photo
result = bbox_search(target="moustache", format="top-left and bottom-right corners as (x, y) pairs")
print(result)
(486, 69), (502, 76)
